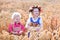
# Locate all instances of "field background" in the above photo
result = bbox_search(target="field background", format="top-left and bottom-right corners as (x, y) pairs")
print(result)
(0, 0), (60, 31)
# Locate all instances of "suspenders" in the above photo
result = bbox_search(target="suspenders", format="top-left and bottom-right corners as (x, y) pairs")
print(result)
(30, 17), (40, 25)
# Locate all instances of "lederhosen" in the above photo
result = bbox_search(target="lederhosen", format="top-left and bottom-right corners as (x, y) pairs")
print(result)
(30, 17), (40, 26)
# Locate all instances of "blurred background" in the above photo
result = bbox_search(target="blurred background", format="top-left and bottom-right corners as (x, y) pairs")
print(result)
(0, 0), (60, 32)
(0, 0), (60, 40)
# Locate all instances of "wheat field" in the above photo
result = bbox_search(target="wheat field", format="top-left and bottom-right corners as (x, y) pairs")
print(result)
(0, 0), (60, 40)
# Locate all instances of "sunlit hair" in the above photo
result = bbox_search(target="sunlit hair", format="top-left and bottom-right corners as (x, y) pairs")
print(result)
(11, 12), (21, 19)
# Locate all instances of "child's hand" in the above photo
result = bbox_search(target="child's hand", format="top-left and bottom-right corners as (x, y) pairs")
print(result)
(12, 32), (18, 34)
(36, 27), (40, 32)
(19, 31), (23, 34)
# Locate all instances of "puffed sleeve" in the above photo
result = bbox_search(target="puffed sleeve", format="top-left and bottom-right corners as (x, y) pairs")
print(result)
(25, 18), (31, 28)
(39, 17), (43, 28)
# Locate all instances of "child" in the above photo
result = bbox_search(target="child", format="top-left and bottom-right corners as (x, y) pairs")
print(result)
(26, 6), (43, 38)
(8, 12), (26, 35)
(26, 6), (43, 30)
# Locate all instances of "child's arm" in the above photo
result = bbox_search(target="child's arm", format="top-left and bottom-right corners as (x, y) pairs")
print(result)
(39, 17), (43, 29)
(19, 24), (26, 35)
(25, 18), (31, 28)
(8, 24), (20, 34)
(21, 24), (26, 32)
(8, 24), (13, 33)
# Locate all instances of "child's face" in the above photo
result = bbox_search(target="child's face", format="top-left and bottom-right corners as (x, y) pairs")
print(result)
(13, 15), (20, 22)
(32, 8), (40, 17)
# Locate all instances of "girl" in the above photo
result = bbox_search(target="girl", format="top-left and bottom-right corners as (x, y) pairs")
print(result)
(8, 12), (26, 35)
(26, 6), (43, 30)
(26, 6), (43, 38)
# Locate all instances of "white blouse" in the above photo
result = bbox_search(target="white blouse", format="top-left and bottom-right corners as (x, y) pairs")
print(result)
(25, 16), (43, 28)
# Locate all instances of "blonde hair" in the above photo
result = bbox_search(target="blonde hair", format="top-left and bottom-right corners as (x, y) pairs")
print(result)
(11, 12), (21, 19)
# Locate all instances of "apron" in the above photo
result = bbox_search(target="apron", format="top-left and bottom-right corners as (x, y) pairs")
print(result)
(30, 17), (40, 27)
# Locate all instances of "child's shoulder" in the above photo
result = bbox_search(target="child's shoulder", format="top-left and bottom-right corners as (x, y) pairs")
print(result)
(38, 16), (42, 20)
(38, 16), (41, 18)
(9, 22), (14, 26)
(30, 16), (41, 19)
(19, 22), (25, 27)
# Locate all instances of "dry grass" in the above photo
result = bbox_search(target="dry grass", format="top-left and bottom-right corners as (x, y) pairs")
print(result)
(0, 0), (60, 40)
